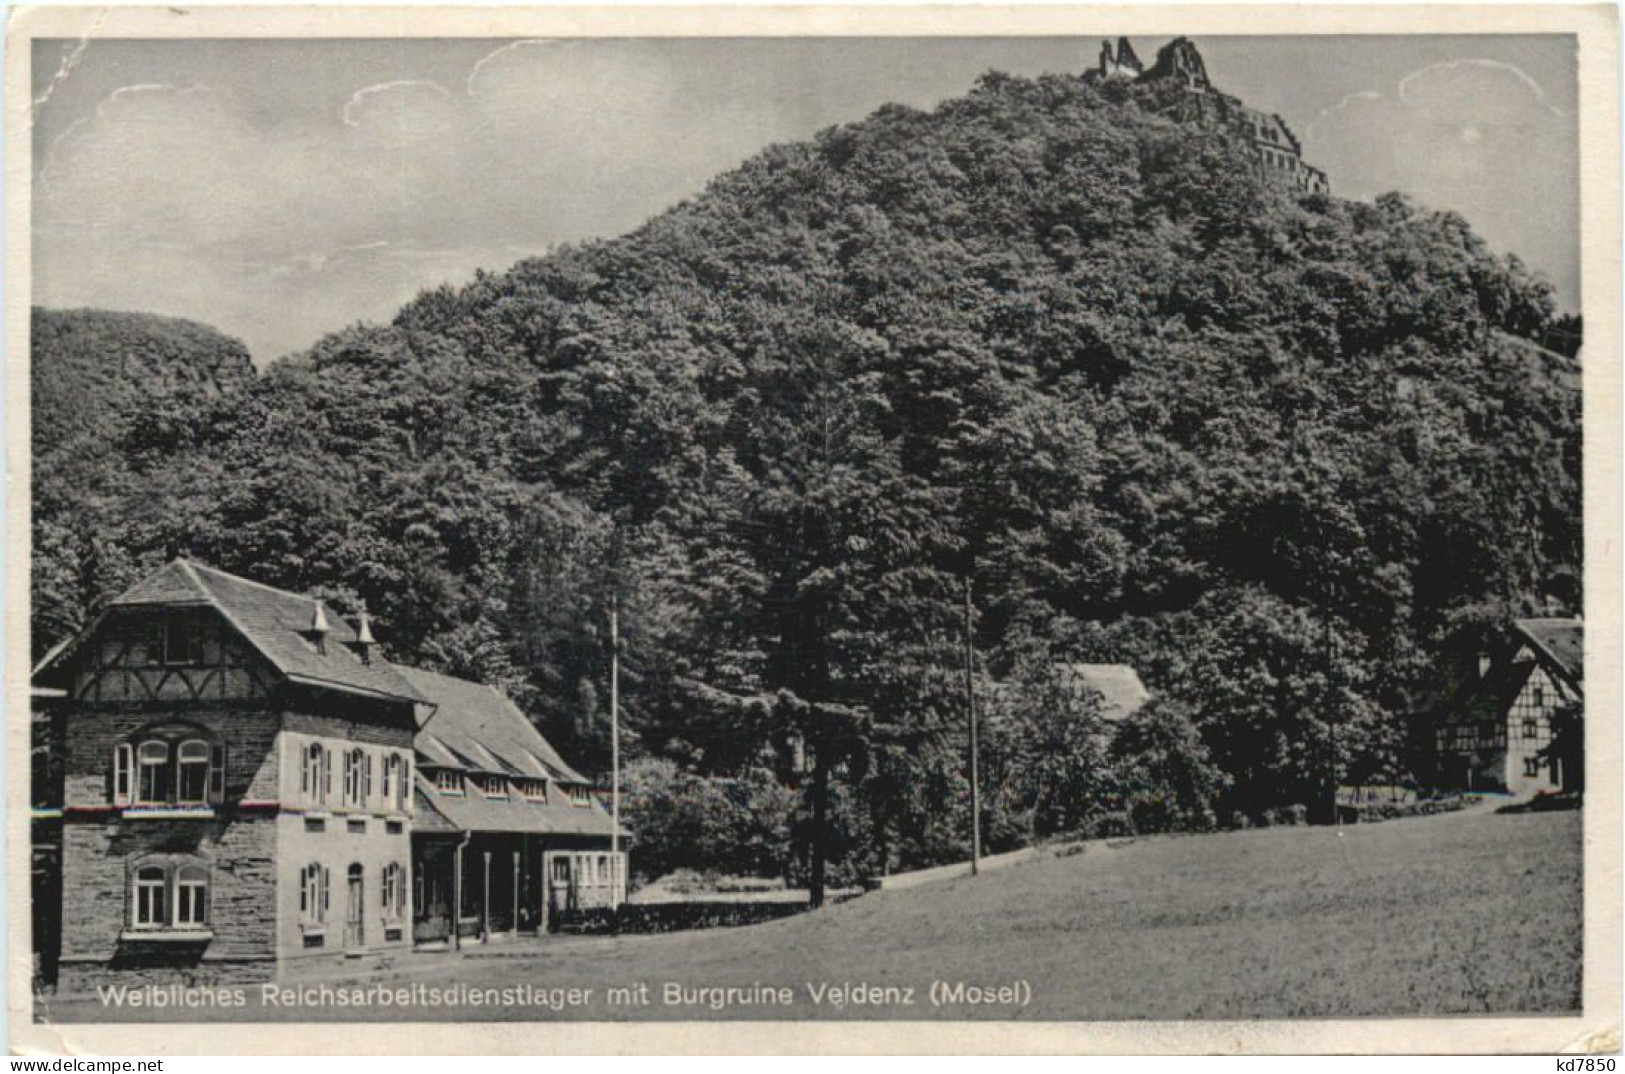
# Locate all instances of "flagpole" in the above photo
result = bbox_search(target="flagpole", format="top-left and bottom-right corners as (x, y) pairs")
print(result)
(965, 574), (981, 876)
(610, 591), (622, 909)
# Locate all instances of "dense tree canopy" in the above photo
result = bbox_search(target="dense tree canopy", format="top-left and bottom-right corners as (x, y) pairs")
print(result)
(32, 68), (1580, 877)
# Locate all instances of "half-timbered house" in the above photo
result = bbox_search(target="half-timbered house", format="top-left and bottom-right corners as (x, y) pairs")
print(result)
(31, 559), (624, 989)
(1435, 618), (1583, 795)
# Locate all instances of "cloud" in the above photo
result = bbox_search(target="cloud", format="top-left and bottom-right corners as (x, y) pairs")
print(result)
(1308, 56), (1577, 306)
(1304, 90), (1381, 138)
(465, 38), (556, 97)
(342, 80), (451, 127)
(1397, 58), (1564, 116)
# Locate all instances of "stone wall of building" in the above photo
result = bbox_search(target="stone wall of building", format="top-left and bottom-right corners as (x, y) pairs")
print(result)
(62, 705), (281, 809)
(57, 811), (279, 989)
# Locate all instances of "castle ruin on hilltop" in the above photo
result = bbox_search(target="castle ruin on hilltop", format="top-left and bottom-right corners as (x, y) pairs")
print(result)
(1090, 37), (1330, 196)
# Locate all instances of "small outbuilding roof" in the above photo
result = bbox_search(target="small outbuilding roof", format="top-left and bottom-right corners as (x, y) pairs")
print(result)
(1059, 664), (1151, 723)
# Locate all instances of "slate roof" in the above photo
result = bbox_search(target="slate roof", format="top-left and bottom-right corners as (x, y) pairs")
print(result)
(1059, 664), (1151, 723)
(398, 666), (588, 784)
(43, 559), (425, 703)
(1514, 618), (1583, 691)
(1455, 659), (1538, 726)
(412, 773), (623, 838)
(411, 786), (461, 834)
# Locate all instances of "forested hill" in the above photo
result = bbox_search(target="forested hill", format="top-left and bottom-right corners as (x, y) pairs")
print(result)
(31, 308), (257, 647)
(32, 68), (1580, 869)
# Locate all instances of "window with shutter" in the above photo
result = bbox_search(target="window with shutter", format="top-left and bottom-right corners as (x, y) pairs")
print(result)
(209, 743), (226, 803)
(114, 744), (133, 806)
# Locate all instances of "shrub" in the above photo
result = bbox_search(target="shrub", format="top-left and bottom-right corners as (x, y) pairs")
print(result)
(1343, 795), (1470, 823)
(622, 758), (796, 882)
(1079, 810), (1136, 840)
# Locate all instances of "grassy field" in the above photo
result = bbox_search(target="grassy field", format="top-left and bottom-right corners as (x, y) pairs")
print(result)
(42, 808), (1582, 1022)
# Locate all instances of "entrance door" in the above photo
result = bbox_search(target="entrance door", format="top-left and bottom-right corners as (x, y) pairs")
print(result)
(345, 864), (365, 949)
(547, 854), (573, 931)
(413, 850), (453, 945)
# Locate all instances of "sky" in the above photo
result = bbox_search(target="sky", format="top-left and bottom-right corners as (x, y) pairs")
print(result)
(31, 35), (1579, 364)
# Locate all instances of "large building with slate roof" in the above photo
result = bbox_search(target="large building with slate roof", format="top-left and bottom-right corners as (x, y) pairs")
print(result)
(1435, 618), (1583, 795)
(31, 559), (625, 989)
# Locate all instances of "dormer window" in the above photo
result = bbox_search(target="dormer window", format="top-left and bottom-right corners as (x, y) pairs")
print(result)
(516, 778), (548, 802)
(433, 769), (464, 795)
(473, 774), (508, 799)
(565, 784), (593, 808)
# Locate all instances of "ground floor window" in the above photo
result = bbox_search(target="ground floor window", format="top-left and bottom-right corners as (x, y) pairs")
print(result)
(1524, 757), (1542, 778)
(382, 862), (405, 921)
(175, 865), (208, 925)
(133, 866), (166, 926)
(130, 860), (209, 929)
(301, 863), (329, 925)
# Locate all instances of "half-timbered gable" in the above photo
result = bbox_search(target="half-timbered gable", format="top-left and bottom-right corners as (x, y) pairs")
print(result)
(65, 607), (275, 704)
(1435, 618), (1582, 795)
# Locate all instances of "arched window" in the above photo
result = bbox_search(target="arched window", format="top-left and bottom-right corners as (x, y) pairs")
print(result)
(344, 749), (365, 808)
(300, 863), (328, 925)
(346, 864), (365, 945)
(176, 740), (210, 803)
(133, 865), (167, 926)
(303, 742), (328, 806)
(175, 865), (209, 926)
(136, 741), (169, 804)
(379, 754), (412, 813)
(382, 862), (404, 921)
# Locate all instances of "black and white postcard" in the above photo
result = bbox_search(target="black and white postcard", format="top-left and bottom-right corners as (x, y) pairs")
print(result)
(6, 3), (1619, 1056)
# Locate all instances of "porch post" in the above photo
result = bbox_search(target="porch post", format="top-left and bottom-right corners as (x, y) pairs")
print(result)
(482, 850), (492, 942)
(452, 839), (464, 952)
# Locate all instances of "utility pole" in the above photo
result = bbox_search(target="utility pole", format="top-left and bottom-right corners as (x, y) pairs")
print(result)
(610, 591), (622, 909)
(965, 575), (981, 875)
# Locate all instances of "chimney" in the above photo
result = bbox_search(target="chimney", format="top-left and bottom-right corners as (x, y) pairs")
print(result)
(356, 608), (375, 665)
(309, 601), (329, 655)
